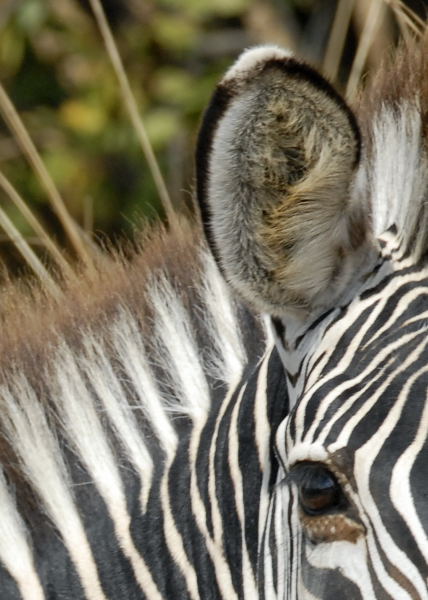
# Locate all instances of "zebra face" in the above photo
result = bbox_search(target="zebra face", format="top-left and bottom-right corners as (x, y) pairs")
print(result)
(197, 37), (428, 600)
(273, 273), (428, 598)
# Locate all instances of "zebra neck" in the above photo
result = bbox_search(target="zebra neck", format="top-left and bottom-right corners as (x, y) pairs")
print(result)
(135, 347), (289, 598)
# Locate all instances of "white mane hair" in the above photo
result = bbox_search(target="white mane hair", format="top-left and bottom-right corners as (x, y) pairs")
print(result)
(0, 220), (264, 598)
(354, 37), (428, 258)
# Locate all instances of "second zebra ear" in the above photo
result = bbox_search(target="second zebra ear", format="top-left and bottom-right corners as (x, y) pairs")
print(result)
(196, 46), (373, 316)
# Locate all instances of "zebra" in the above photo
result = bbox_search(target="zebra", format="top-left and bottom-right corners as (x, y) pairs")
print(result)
(0, 25), (428, 600)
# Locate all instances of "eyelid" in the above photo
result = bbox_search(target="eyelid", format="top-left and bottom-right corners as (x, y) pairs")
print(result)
(285, 443), (329, 468)
(286, 461), (336, 485)
(279, 461), (327, 493)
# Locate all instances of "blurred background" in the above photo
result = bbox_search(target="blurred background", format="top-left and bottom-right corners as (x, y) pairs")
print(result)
(0, 0), (427, 272)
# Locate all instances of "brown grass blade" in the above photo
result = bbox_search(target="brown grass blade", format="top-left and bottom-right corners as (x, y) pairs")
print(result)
(0, 171), (74, 277)
(323, 0), (356, 82)
(388, 0), (425, 38)
(0, 204), (60, 296)
(87, 0), (178, 230)
(0, 82), (93, 267)
(346, 0), (387, 100)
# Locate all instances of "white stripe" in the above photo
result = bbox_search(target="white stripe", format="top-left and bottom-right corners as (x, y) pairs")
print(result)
(201, 250), (246, 384)
(391, 366), (428, 565)
(279, 480), (297, 599)
(228, 383), (258, 598)
(339, 341), (428, 599)
(1, 380), (108, 600)
(255, 349), (276, 558)
(160, 459), (201, 600)
(300, 293), (386, 406)
(259, 489), (276, 598)
(110, 308), (177, 455)
(82, 332), (154, 510)
(365, 533), (416, 600)
(208, 384), (236, 548)
(189, 413), (239, 600)
(365, 290), (428, 348)
(329, 335), (428, 449)
(254, 348), (274, 470)
(149, 275), (211, 417)
(303, 273), (428, 398)
(53, 346), (164, 600)
(0, 468), (45, 600)
(305, 538), (376, 598)
(302, 318), (428, 446)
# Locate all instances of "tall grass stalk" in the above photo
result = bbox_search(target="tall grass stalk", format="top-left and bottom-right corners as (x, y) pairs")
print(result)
(87, 0), (178, 230)
(323, 0), (356, 82)
(0, 172), (74, 278)
(0, 202), (60, 296)
(0, 83), (93, 267)
(346, 0), (387, 99)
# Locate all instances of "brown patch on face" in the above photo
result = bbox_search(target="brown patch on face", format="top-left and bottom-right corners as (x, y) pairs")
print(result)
(300, 511), (365, 544)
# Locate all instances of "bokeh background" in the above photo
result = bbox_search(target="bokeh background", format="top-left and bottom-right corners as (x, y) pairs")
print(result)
(0, 0), (427, 271)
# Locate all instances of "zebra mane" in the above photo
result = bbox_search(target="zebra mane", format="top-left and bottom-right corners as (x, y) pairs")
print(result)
(0, 220), (252, 381)
(355, 35), (428, 258)
(0, 219), (263, 527)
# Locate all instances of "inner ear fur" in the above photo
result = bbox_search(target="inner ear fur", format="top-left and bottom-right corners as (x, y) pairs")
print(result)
(196, 46), (373, 316)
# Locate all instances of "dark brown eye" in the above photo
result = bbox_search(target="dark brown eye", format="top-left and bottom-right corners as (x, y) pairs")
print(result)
(289, 462), (345, 516)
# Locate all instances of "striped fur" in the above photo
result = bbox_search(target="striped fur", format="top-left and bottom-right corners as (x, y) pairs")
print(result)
(197, 35), (428, 600)
(271, 243), (428, 599)
(0, 224), (275, 598)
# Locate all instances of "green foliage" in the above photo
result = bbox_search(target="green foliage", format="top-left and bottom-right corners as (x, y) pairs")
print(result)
(0, 0), (254, 258)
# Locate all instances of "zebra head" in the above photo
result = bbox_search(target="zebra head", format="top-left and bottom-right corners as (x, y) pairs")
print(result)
(197, 40), (428, 599)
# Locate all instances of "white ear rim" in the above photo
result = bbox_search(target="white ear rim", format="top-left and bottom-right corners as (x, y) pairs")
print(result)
(223, 45), (294, 83)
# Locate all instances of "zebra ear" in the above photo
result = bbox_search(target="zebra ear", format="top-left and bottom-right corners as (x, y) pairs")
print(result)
(196, 46), (373, 316)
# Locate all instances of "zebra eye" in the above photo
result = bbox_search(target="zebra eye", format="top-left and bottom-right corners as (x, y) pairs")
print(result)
(289, 462), (344, 516)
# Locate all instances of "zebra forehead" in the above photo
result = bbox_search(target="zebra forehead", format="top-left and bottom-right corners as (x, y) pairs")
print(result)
(274, 257), (428, 447)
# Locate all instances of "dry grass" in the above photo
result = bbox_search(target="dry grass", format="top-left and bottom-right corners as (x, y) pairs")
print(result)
(0, 83), (93, 268)
(323, 0), (357, 82)
(0, 171), (73, 277)
(87, 0), (178, 231)
(0, 201), (60, 296)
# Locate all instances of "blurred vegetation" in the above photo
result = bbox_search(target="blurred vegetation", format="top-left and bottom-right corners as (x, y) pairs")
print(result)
(0, 0), (426, 270)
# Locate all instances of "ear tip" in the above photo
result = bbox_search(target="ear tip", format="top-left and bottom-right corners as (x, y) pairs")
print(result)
(222, 45), (294, 84)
